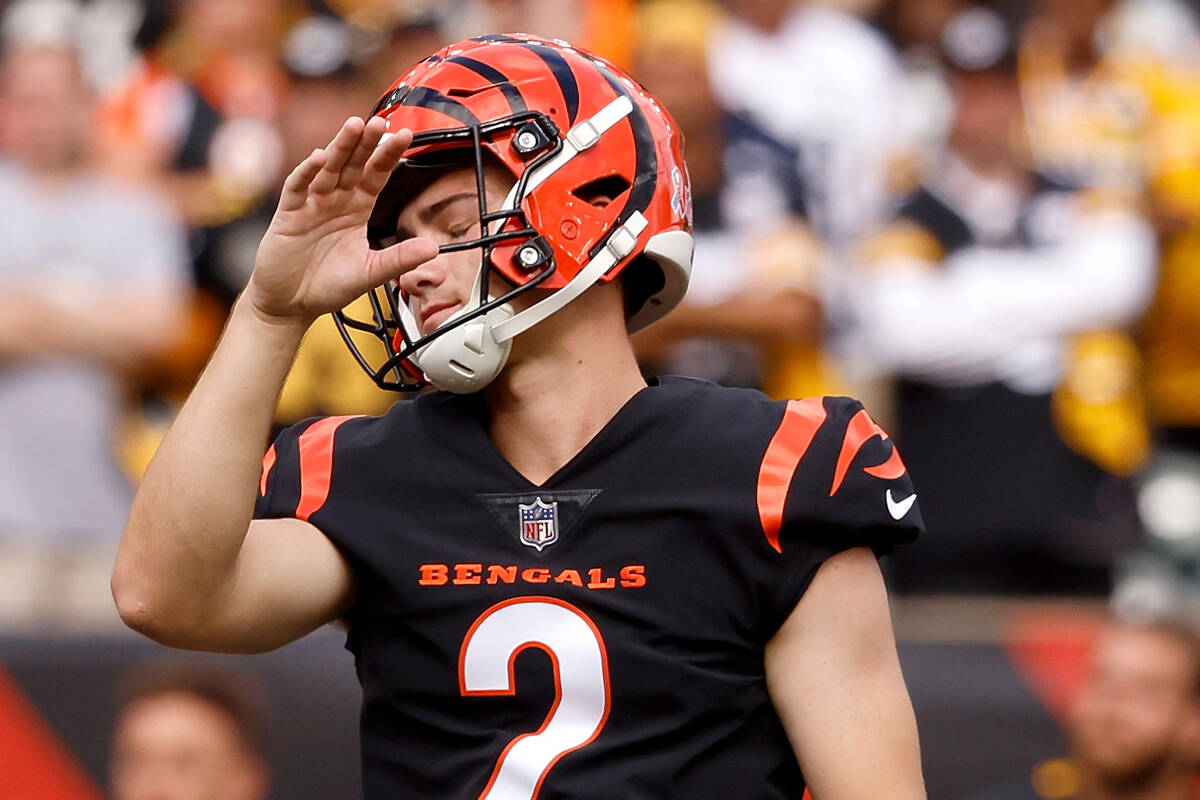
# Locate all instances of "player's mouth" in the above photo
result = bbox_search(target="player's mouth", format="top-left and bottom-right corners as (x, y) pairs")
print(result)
(419, 301), (461, 335)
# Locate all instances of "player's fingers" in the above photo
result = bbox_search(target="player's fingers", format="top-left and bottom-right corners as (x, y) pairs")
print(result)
(368, 236), (438, 286)
(310, 117), (365, 195)
(337, 116), (386, 191)
(279, 148), (327, 211)
(360, 128), (414, 196)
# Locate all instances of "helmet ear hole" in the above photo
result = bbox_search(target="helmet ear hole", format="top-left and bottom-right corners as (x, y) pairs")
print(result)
(620, 255), (666, 320)
(572, 174), (631, 208)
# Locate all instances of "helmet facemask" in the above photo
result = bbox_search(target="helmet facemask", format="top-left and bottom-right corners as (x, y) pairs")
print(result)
(334, 111), (563, 393)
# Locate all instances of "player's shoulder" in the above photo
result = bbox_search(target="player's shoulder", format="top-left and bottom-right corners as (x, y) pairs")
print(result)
(650, 377), (874, 455)
(269, 399), (422, 463)
(257, 402), (425, 522)
(647, 376), (784, 443)
(655, 384), (920, 561)
(769, 394), (921, 552)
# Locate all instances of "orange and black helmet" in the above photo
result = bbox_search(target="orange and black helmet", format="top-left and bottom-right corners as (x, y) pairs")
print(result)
(336, 34), (694, 393)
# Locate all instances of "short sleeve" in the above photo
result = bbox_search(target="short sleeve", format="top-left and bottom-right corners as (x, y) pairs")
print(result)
(254, 415), (364, 523)
(763, 396), (922, 628)
(254, 422), (306, 520)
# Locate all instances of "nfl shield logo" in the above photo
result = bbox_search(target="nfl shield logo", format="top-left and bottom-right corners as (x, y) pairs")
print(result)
(518, 498), (559, 551)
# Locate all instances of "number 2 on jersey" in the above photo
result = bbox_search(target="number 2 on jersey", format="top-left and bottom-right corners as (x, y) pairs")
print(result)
(459, 597), (611, 800)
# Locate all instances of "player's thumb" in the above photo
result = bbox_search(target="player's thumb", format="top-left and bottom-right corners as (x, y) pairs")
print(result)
(370, 237), (439, 286)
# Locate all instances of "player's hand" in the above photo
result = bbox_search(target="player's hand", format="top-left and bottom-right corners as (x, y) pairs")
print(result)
(246, 116), (438, 326)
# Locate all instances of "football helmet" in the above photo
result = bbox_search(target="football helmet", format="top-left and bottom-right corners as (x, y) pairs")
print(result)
(335, 33), (693, 393)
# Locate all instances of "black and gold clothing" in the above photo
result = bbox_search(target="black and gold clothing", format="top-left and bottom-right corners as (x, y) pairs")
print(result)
(858, 158), (1154, 591)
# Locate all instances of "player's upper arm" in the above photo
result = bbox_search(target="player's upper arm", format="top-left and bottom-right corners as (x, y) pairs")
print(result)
(205, 516), (355, 653)
(765, 546), (925, 800)
(173, 417), (361, 654)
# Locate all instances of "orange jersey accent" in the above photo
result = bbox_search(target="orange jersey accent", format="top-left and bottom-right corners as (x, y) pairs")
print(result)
(295, 415), (361, 521)
(419, 563), (647, 590)
(831, 408), (907, 496)
(757, 397), (828, 553)
(259, 443), (277, 497)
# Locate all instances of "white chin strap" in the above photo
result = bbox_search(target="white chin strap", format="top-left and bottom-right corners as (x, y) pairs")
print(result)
(406, 94), (647, 394)
(410, 300), (514, 394)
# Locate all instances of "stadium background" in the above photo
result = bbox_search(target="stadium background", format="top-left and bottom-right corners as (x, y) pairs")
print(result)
(0, 0), (1197, 797)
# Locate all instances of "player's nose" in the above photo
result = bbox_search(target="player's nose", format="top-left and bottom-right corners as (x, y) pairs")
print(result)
(397, 249), (450, 297)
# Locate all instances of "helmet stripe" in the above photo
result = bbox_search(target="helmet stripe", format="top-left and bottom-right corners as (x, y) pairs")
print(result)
(399, 87), (481, 127)
(517, 42), (580, 124)
(467, 35), (581, 124)
(370, 85), (407, 117)
(445, 55), (527, 113)
(585, 59), (658, 261)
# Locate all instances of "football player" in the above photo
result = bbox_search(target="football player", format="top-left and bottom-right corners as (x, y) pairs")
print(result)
(113, 35), (925, 799)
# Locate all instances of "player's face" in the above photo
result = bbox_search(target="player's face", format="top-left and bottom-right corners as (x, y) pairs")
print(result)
(394, 162), (517, 336)
(1067, 625), (1200, 786)
(110, 693), (267, 800)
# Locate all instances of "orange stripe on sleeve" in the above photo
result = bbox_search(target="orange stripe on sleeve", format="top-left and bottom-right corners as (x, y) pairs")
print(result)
(863, 445), (907, 481)
(259, 443), (277, 497)
(757, 397), (828, 553)
(830, 408), (889, 497)
(295, 416), (360, 522)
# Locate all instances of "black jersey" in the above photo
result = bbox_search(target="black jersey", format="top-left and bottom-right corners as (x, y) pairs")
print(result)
(255, 377), (920, 799)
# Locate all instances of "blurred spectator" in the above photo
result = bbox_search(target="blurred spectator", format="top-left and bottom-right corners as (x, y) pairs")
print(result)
(115, 12), (398, 476)
(96, 0), (289, 457)
(195, 13), (376, 305)
(0, 16), (189, 616)
(271, 14), (398, 424)
(111, 663), (270, 800)
(1020, 0), (1199, 194)
(707, 0), (901, 244)
(629, 0), (826, 397)
(1132, 34), (1200, 475)
(361, 11), (449, 96)
(966, 617), (1200, 799)
(94, 0), (288, 355)
(448, 0), (636, 67)
(95, 0), (287, 226)
(453, 0), (585, 43)
(1140, 62), (1200, 447)
(1015, 0), (1200, 596)
(852, 5), (1157, 593)
(871, 0), (963, 190)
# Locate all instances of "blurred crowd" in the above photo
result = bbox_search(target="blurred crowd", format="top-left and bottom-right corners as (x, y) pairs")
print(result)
(0, 0), (1198, 621)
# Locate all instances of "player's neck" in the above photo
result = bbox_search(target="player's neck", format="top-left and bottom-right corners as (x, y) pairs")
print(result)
(483, 284), (646, 486)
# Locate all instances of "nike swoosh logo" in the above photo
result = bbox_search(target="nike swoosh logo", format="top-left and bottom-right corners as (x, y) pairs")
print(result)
(886, 489), (917, 520)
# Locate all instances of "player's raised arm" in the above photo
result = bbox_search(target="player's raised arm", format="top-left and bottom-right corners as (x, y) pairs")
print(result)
(765, 546), (926, 799)
(111, 117), (436, 653)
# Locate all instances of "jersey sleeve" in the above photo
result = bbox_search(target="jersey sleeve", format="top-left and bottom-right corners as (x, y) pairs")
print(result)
(760, 395), (922, 628)
(254, 422), (307, 521)
(254, 416), (361, 522)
